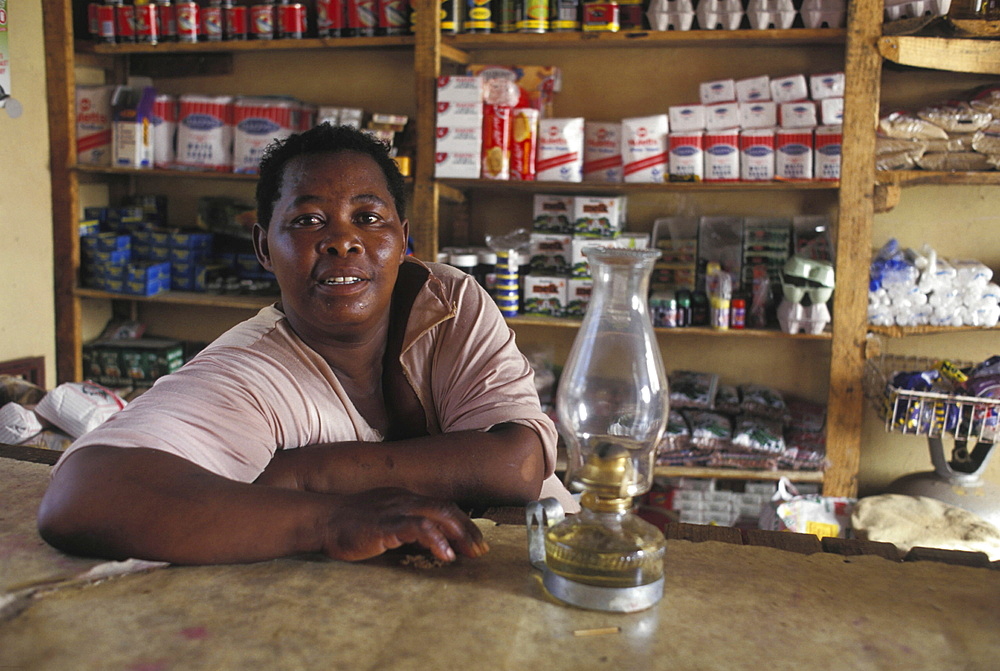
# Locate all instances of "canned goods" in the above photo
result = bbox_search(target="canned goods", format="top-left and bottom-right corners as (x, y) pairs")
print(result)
(278, 2), (307, 37)
(548, 0), (579, 30)
(492, 0), (518, 31)
(201, 3), (224, 41)
(463, 0), (493, 32)
(115, 1), (136, 42)
(225, 3), (248, 38)
(250, 2), (277, 38)
(176, 0), (200, 41)
(518, 0), (548, 32)
(347, 0), (378, 36)
(156, 0), (178, 41)
(97, 2), (117, 42)
(88, 2), (101, 39)
(439, 0), (461, 34)
(135, 1), (160, 43)
(316, 0), (346, 36)
(378, 0), (410, 34)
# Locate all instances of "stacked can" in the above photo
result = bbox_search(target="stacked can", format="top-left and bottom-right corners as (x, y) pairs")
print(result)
(493, 250), (520, 317)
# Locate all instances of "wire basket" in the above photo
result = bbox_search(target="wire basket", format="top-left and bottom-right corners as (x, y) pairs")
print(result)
(863, 355), (1000, 445)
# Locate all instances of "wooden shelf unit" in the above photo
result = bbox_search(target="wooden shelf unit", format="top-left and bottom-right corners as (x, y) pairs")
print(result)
(42, 0), (924, 497)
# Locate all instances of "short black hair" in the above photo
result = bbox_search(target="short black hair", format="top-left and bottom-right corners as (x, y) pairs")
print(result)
(255, 123), (406, 230)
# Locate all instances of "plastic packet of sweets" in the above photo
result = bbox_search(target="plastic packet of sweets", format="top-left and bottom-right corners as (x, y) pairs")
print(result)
(510, 107), (539, 181)
(481, 104), (512, 180)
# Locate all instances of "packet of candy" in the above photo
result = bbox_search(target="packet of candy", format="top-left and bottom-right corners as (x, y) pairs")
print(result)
(669, 370), (719, 409)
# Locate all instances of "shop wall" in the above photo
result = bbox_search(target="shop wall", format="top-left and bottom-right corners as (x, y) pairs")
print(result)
(0, 0), (55, 388)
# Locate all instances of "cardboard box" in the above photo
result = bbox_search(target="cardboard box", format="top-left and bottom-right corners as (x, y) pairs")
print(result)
(83, 338), (185, 387)
(76, 85), (114, 166)
(112, 85), (156, 169)
(524, 274), (568, 317)
(572, 195), (626, 238)
(533, 194), (575, 233)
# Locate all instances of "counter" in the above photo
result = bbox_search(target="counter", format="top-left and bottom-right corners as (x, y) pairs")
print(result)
(2, 455), (999, 670)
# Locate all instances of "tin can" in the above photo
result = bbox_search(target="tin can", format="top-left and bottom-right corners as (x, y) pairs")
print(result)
(97, 3), (117, 42)
(617, 0), (643, 30)
(582, 1), (618, 31)
(347, 0), (377, 36)
(176, 0), (200, 41)
(278, 2), (307, 37)
(135, 1), (160, 43)
(463, 0), (493, 32)
(225, 3), (248, 38)
(115, 2), (136, 42)
(492, 0), (517, 31)
(378, 0), (410, 34)
(518, 0), (548, 32)
(157, 0), (178, 41)
(548, 0), (579, 30)
(201, 3), (224, 41)
(88, 2), (101, 39)
(316, 0), (346, 35)
(439, 0), (461, 34)
(250, 2), (277, 38)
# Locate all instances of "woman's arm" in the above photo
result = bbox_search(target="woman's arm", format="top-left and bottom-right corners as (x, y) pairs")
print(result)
(38, 445), (488, 565)
(255, 423), (546, 506)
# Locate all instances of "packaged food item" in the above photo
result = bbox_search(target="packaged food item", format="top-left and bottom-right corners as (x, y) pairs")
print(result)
(583, 121), (623, 183)
(699, 79), (737, 105)
(917, 103), (992, 134)
(232, 97), (297, 174)
(76, 85), (114, 166)
(34, 382), (128, 440)
(510, 107), (539, 181)
(683, 409), (733, 450)
(770, 74), (809, 103)
(704, 130), (740, 182)
(175, 94), (234, 172)
(658, 409), (692, 453)
(731, 414), (787, 454)
(775, 129), (814, 181)
(669, 370), (720, 409)
(572, 195), (626, 238)
(739, 383), (788, 421)
(151, 94), (177, 169)
(112, 85), (157, 169)
(814, 125), (842, 181)
(916, 151), (992, 171)
(740, 128), (775, 181)
(536, 117), (584, 182)
(714, 384), (741, 414)
(481, 104), (512, 180)
(668, 131), (704, 182)
(621, 115), (669, 183)
(0, 402), (44, 445)
(879, 110), (949, 140)
(532, 194), (574, 233)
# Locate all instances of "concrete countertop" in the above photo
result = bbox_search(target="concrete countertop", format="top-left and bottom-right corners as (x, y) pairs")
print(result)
(3, 457), (999, 670)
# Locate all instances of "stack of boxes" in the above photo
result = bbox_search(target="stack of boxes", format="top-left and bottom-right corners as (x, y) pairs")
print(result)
(82, 338), (186, 388)
(79, 198), (276, 297)
(524, 194), (634, 318)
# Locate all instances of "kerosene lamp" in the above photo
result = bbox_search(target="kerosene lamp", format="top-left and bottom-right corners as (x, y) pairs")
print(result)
(527, 247), (669, 613)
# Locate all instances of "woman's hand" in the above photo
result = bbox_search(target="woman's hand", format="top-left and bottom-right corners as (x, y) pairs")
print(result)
(317, 488), (490, 563)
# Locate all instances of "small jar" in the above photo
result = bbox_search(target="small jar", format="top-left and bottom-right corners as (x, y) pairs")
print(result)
(475, 249), (497, 293)
(731, 298), (746, 329)
(449, 252), (478, 275)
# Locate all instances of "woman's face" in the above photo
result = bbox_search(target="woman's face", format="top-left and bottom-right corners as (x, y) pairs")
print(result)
(253, 150), (409, 346)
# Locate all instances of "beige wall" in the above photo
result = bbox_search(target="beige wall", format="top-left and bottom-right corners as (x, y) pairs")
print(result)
(0, 0), (55, 388)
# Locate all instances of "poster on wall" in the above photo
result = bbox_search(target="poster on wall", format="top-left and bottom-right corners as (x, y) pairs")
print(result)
(0, 0), (22, 118)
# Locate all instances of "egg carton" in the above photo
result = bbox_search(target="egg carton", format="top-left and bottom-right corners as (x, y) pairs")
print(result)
(883, 0), (952, 21)
(696, 0), (744, 30)
(801, 0), (847, 28)
(747, 0), (796, 29)
(646, 0), (696, 30)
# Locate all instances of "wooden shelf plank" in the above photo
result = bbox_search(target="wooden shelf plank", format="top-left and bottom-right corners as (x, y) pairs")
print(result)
(74, 164), (259, 181)
(508, 315), (833, 340)
(868, 324), (1000, 338)
(878, 36), (1000, 75)
(448, 28), (846, 50)
(876, 170), (1000, 187)
(440, 178), (840, 194)
(653, 466), (825, 482)
(76, 288), (275, 311)
(77, 35), (415, 56)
